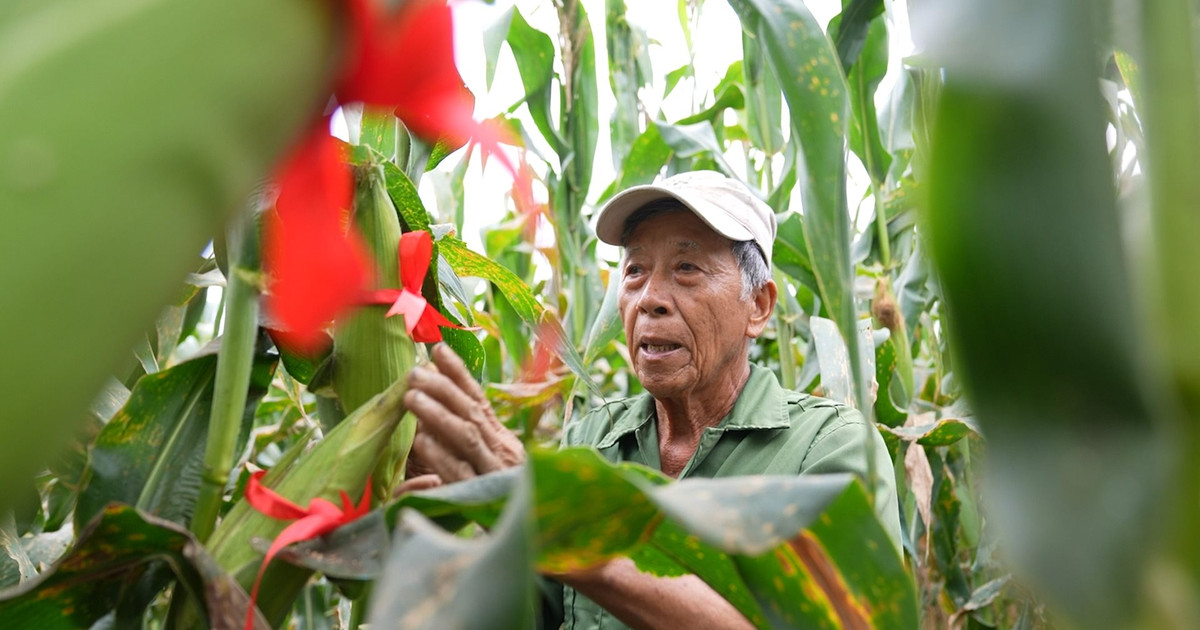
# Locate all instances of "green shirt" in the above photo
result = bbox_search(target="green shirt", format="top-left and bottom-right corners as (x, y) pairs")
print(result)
(551, 363), (902, 630)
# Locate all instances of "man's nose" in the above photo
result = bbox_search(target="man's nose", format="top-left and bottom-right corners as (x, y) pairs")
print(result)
(637, 272), (672, 315)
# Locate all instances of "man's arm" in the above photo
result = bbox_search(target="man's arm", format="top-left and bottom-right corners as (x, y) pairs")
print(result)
(404, 345), (754, 630)
(552, 557), (754, 630)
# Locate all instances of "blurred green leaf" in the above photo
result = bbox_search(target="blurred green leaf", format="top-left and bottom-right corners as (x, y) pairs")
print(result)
(0, 0), (333, 510)
(923, 0), (1164, 625)
(368, 476), (535, 630)
(1141, 0), (1200, 591)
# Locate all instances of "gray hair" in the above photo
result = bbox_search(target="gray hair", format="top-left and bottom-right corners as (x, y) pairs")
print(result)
(619, 202), (771, 299)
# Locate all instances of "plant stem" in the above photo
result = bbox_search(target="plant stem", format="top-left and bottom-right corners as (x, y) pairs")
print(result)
(192, 206), (261, 543)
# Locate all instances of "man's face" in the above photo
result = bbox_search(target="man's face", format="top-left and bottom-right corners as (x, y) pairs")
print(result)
(618, 209), (770, 402)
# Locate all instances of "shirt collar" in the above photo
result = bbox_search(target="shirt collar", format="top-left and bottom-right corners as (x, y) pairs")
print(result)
(593, 363), (790, 449)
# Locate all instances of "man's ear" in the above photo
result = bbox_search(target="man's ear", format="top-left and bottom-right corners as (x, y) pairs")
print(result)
(746, 279), (777, 339)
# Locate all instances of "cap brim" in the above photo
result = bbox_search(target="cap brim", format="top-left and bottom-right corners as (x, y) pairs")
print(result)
(594, 186), (682, 246)
(595, 185), (757, 247)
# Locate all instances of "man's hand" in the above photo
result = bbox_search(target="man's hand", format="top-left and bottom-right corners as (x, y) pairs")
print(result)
(404, 344), (525, 484)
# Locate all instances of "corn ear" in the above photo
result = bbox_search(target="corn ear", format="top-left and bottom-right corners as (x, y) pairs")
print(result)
(333, 161), (419, 499)
(206, 375), (408, 580)
(334, 163), (417, 414)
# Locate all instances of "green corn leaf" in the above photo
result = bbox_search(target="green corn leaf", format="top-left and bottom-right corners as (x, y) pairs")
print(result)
(606, 0), (651, 171)
(75, 343), (276, 530)
(844, 13), (891, 185)
(416, 450), (911, 629)
(506, 8), (564, 153)
(879, 417), (980, 448)
(439, 236), (601, 400)
(742, 31), (784, 155)
(729, 0), (863, 414)
(828, 0), (885, 72)
(368, 476), (535, 630)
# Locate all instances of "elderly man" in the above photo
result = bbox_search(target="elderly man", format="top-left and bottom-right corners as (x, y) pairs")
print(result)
(404, 171), (901, 630)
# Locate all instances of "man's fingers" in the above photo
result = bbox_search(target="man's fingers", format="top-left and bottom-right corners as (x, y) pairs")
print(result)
(405, 388), (504, 474)
(432, 343), (490, 405)
(408, 367), (489, 432)
(410, 431), (480, 483)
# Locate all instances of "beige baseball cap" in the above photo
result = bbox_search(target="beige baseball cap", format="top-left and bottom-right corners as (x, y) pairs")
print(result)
(594, 170), (776, 262)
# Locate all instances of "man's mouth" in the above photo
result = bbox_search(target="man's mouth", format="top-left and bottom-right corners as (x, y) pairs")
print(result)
(640, 342), (682, 354)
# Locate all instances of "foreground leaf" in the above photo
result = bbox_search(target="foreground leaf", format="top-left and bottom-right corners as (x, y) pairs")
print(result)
(367, 474), (535, 630)
(368, 450), (913, 629)
(923, 0), (1164, 624)
(0, 0), (333, 508)
(0, 505), (264, 630)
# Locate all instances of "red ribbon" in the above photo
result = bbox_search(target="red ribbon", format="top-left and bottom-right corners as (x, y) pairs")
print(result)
(363, 230), (462, 343)
(243, 471), (371, 630)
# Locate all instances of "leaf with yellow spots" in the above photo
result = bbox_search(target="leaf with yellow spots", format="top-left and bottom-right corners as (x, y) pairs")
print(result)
(355, 449), (915, 629)
(0, 504), (266, 630)
(75, 341), (277, 531)
(729, 0), (867, 414)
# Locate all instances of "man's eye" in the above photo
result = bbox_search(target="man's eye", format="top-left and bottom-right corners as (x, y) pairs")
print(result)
(678, 262), (697, 272)
(625, 264), (643, 276)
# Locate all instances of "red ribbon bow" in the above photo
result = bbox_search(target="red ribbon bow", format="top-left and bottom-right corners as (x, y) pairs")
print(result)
(243, 471), (371, 630)
(364, 230), (461, 343)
